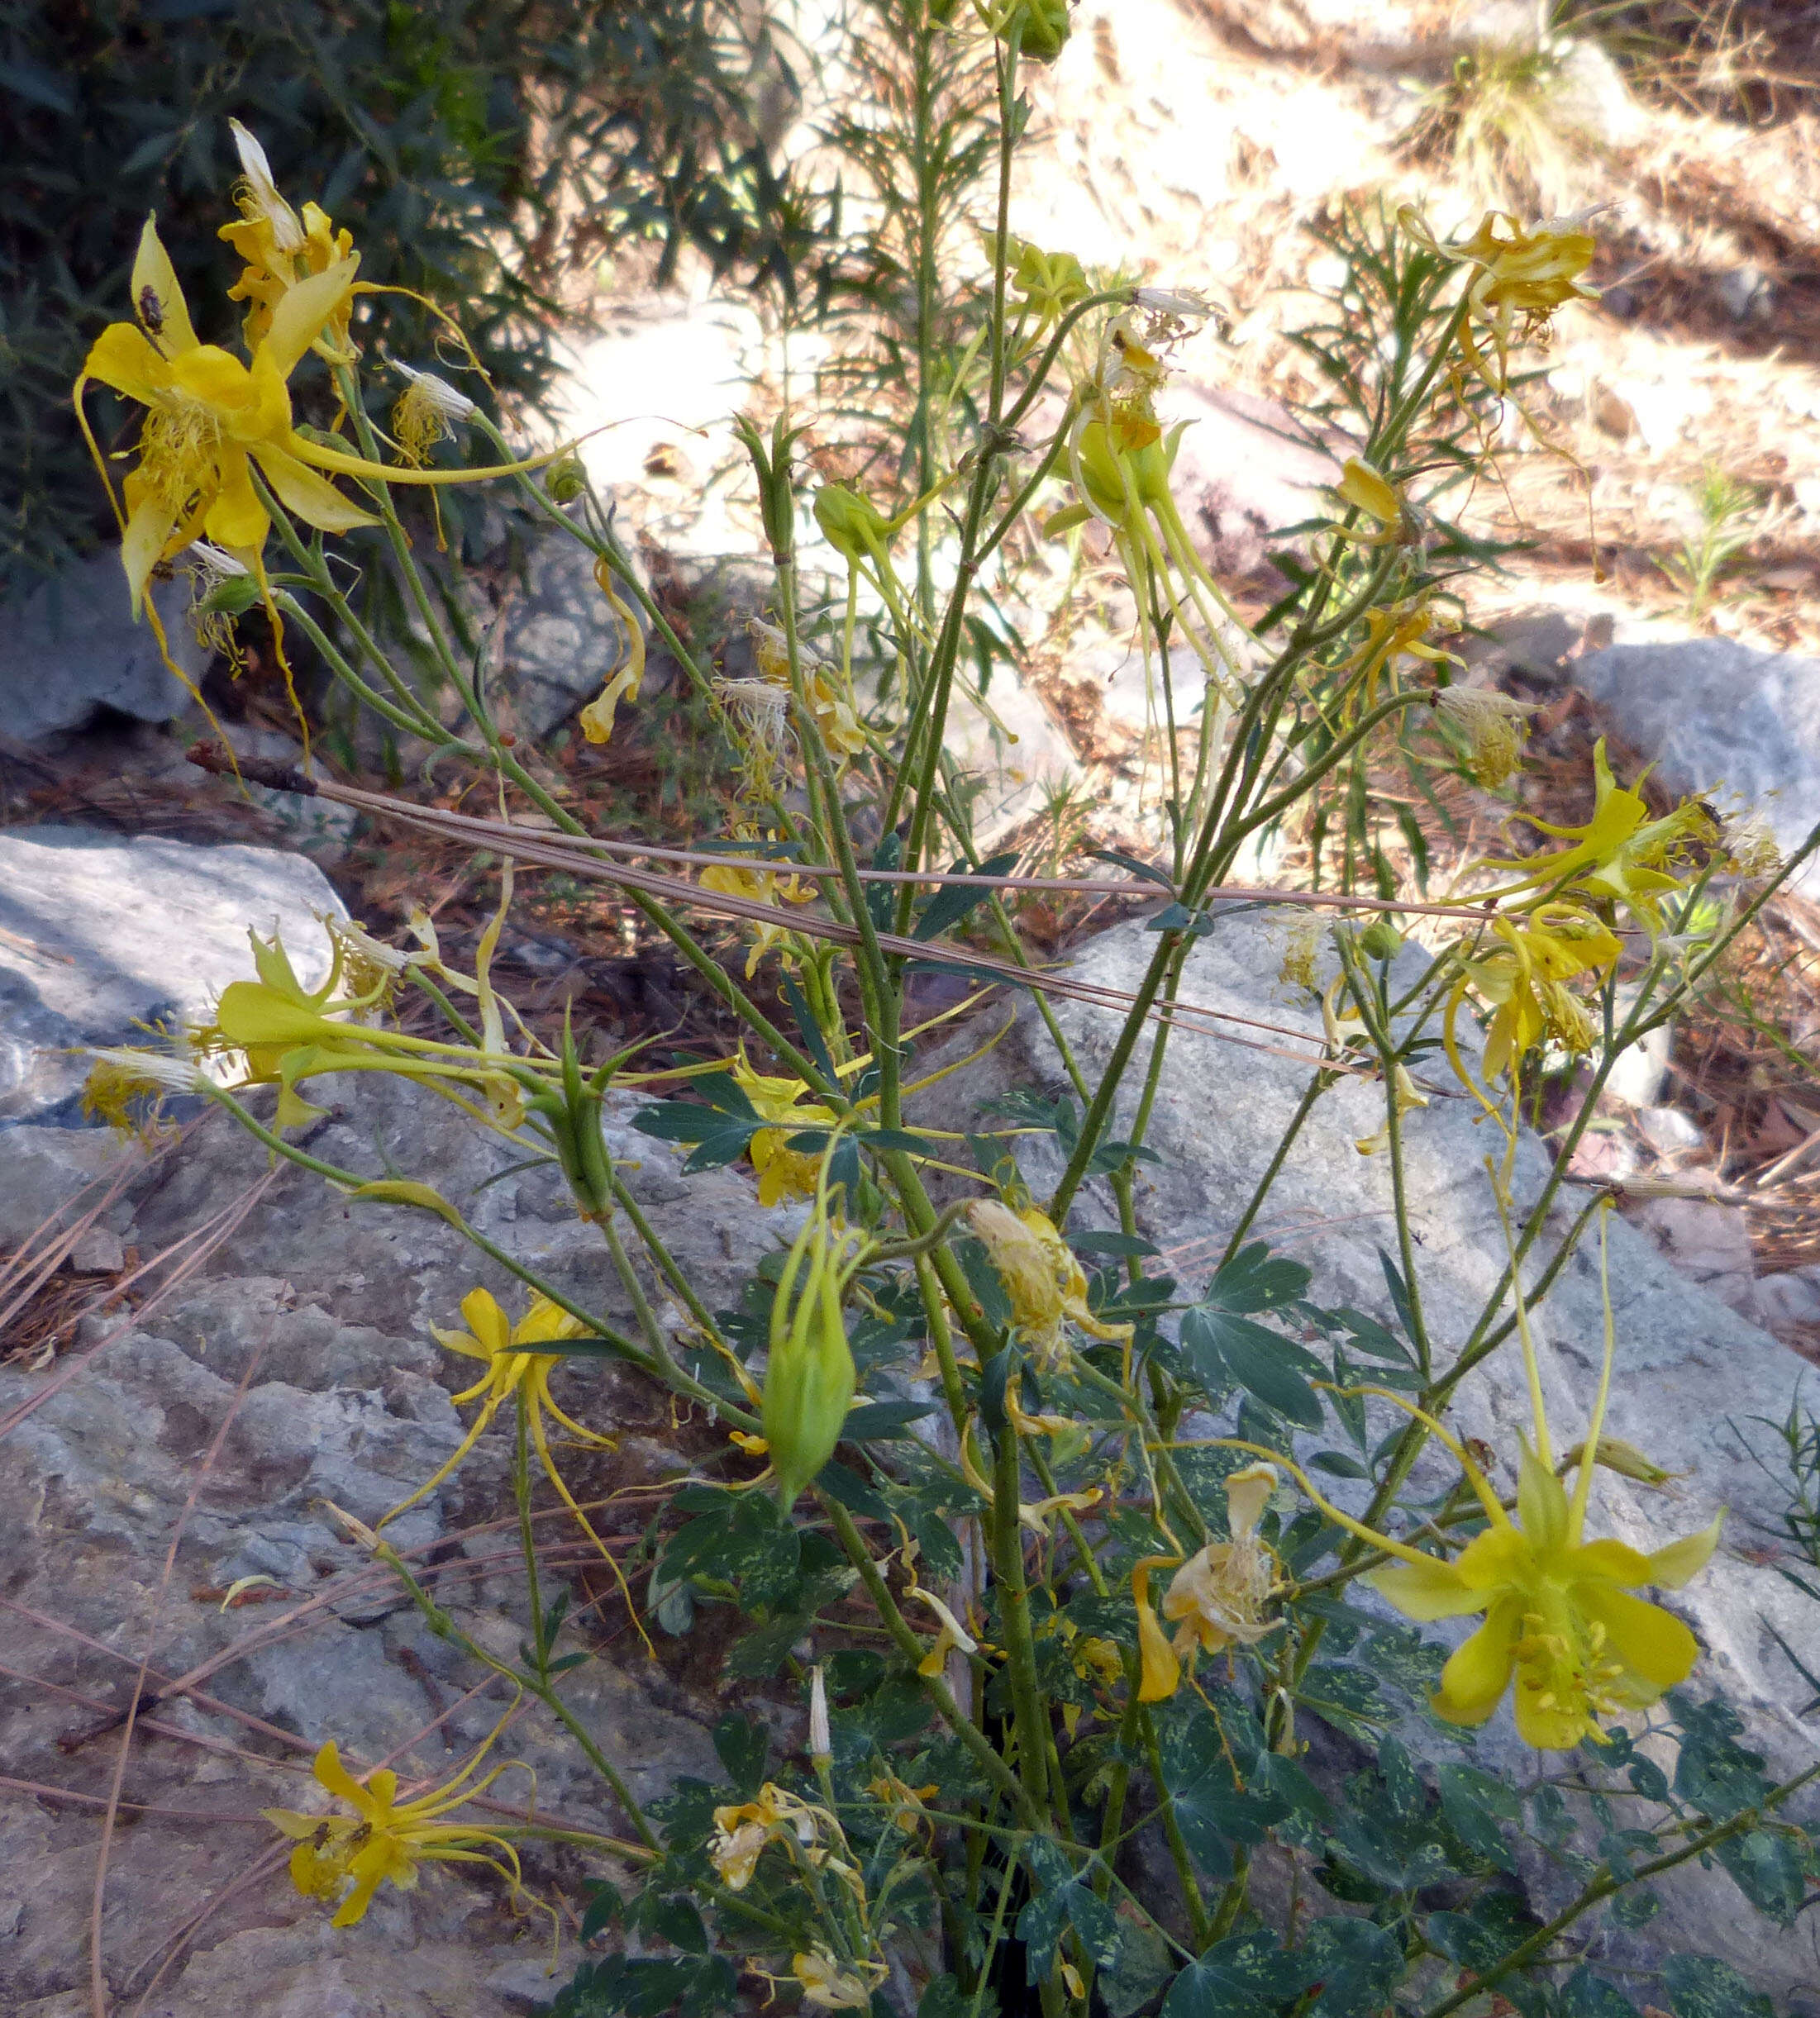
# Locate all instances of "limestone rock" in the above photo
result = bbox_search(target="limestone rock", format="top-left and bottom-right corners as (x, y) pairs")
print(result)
(0, 1073), (776, 2013)
(0, 550), (204, 745)
(0, 826), (345, 1126)
(1569, 637), (1820, 895)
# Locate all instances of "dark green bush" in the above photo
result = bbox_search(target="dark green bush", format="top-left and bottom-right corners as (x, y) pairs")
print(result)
(1, 0), (832, 599)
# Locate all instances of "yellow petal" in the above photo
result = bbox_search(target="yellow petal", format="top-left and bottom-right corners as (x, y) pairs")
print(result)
(1570, 1537), (1657, 1587)
(1337, 455), (1399, 524)
(263, 1806), (328, 1840)
(1577, 1584), (1699, 1692)
(1641, 1511), (1723, 1591)
(458, 1287), (512, 1359)
(214, 980), (341, 1047)
(264, 253), (360, 381)
(1512, 1671), (1589, 1751)
(311, 1740), (368, 1808)
(131, 215), (198, 354)
(1517, 1441), (1570, 1552)
(80, 321), (169, 405)
(203, 448), (270, 551)
(1432, 1594), (1523, 1725)
(251, 444), (380, 533)
(1136, 1594), (1181, 1701)
(1366, 1553), (1488, 1622)
(120, 490), (179, 620)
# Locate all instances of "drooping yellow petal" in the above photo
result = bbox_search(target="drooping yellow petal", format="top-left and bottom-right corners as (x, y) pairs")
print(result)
(1576, 1583), (1699, 1692)
(131, 215), (198, 354)
(458, 1287), (512, 1359)
(311, 1740), (373, 1813)
(1432, 1595), (1524, 1725)
(1639, 1511), (1724, 1590)
(120, 489), (179, 619)
(251, 443), (381, 533)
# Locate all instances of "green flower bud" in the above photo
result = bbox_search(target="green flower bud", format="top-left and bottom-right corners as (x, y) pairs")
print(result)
(545, 455), (588, 504)
(763, 1207), (858, 1507)
(812, 483), (889, 564)
(198, 573), (261, 619)
(1008, 0), (1070, 60)
(1357, 918), (1404, 962)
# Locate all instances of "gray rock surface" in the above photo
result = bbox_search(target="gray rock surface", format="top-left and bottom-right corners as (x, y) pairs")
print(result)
(0, 1073), (785, 2016)
(915, 913), (1820, 1998)
(0, 550), (205, 745)
(0, 826), (344, 1126)
(1569, 637), (1820, 895)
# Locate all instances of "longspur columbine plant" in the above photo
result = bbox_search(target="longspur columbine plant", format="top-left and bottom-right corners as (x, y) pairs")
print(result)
(79, 15), (1820, 2013)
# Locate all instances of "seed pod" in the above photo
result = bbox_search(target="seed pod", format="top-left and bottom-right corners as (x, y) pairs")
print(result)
(763, 1211), (856, 1507)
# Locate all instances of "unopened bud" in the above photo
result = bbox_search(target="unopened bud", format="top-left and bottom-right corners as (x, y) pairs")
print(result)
(1357, 917), (1403, 962)
(763, 1209), (857, 1507)
(1560, 1436), (1688, 1488)
(1006, 0), (1070, 60)
(808, 1664), (831, 1763)
(812, 484), (889, 564)
(545, 455), (588, 504)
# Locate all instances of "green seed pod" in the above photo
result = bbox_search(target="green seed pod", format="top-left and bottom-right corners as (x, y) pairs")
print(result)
(763, 1212), (857, 1507)
(1357, 918), (1404, 962)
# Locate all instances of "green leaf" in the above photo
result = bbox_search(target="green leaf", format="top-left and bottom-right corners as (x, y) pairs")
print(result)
(681, 1125), (763, 1173)
(1559, 1967), (1638, 2017)
(1159, 1932), (1304, 2018)
(844, 1399), (937, 1440)
(1180, 1306), (1324, 1430)
(1295, 1663), (1387, 1744)
(1327, 1306), (1414, 1365)
(1299, 1917), (1403, 2018)
(1088, 845), (1175, 890)
(1156, 1710), (1283, 1874)
(1427, 1891), (1540, 1971)
(1207, 1242), (1312, 1313)
(1663, 1956), (1775, 2018)
(578, 1881), (621, 1943)
(1716, 1828), (1808, 1925)
(1670, 1691), (1770, 1819)
(1071, 1230), (1160, 1259)
(712, 1713), (768, 1795)
(1438, 1763), (1521, 1871)
(919, 1977), (995, 2018)
(913, 851), (1021, 942)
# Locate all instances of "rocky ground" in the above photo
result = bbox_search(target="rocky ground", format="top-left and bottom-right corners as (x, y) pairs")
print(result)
(7, 0), (1820, 2009)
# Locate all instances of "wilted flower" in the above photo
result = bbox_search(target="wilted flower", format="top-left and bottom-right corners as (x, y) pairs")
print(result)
(1011, 240), (1090, 328)
(966, 1199), (1132, 1370)
(793, 1950), (881, 2011)
(392, 361), (476, 465)
(1354, 1062), (1429, 1157)
(578, 559), (646, 745)
(908, 1585), (979, 1678)
(1136, 1464), (1281, 1701)
(1435, 683), (1537, 788)
(1403, 204), (1599, 390)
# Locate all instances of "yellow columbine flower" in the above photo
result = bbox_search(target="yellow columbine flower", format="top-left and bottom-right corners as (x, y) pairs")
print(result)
(966, 1199), (1133, 1370)
(76, 219), (560, 619)
(1333, 456), (1407, 547)
(746, 616), (869, 761)
(75, 221), (377, 614)
(379, 1287), (648, 1649)
(700, 840), (817, 978)
(1009, 238), (1089, 329)
(908, 1585), (979, 1678)
(1482, 739), (1716, 930)
(1445, 903), (1621, 1092)
(263, 1735), (533, 1928)
(731, 1050), (840, 1207)
(220, 119), (359, 357)
(1370, 1440), (1720, 1749)
(1403, 205), (1598, 390)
